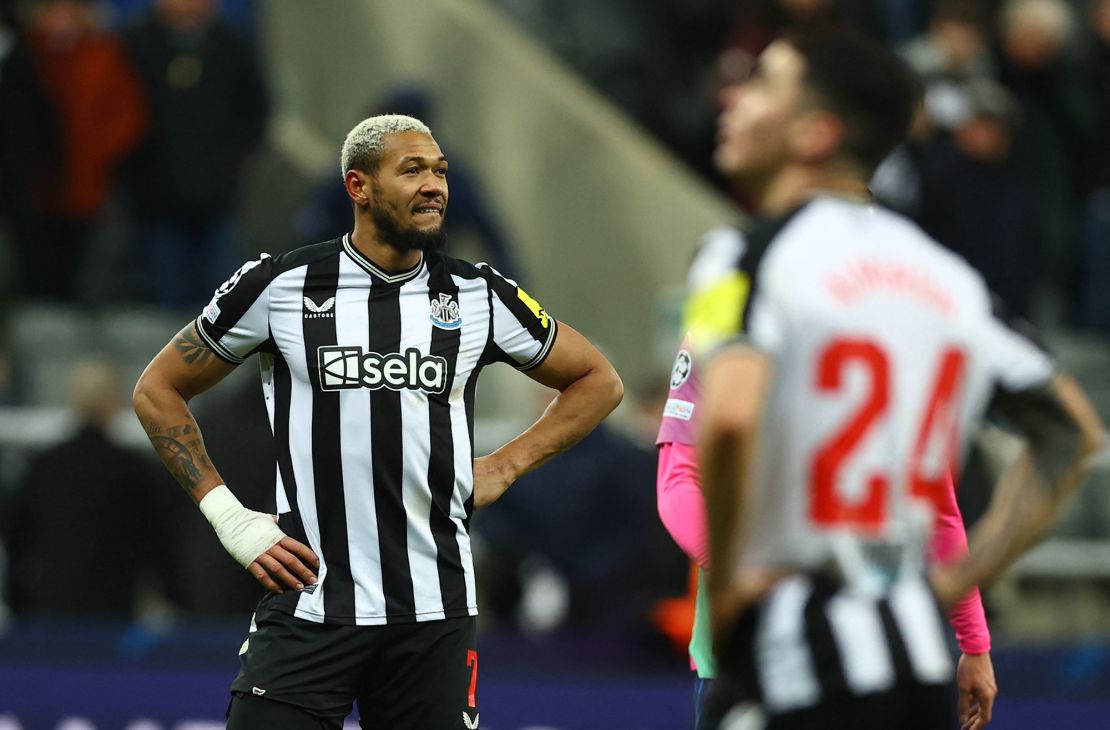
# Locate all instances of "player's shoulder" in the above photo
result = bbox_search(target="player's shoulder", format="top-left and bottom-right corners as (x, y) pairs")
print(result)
(686, 225), (747, 292)
(424, 250), (496, 282)
(270, 237), (344, 276)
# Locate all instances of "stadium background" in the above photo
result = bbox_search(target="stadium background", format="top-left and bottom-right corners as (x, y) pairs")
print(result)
(1, 0), (1109, 727)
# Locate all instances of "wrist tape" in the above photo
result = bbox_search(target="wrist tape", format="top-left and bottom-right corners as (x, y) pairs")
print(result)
(198, 485), (285, 568)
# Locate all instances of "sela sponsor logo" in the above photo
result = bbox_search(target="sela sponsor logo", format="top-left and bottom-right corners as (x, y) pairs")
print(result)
(663, 398), (695, 421)
(430, 293), (462, 330)
(670, 349), (692, 389)
(303, 295), (335, 318)
(318, 346), (448, 394)
(462, 711), (479, 729)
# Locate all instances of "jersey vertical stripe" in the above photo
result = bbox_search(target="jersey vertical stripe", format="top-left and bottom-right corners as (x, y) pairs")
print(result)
(424, 266), (466, 616)
(334, 253), (388, 623)
(740, 574), (951, 713)
(301, 254), (356, 621)
(395, 277), (445, 620)
(194, 237), (558, 625)
(450, 280), (493, 611)
(367, 276), (417, 619)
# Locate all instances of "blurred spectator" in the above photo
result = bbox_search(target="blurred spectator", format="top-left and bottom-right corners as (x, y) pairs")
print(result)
(109, 0), (256, 31)
(474, 385), (686, 635)
(20, 0), (145, 302)
(900, 0), (994, 131)
(0, 1), (52, 296)
(1076, 0), (1110, 333)
(996, 0), (1099, 321)
(918, 79), (1041, 318)
(4, 359), (174, 618)
(721, 0), (885, 62)
(123, 0), (269, 310)
(295, 85), (523, 278)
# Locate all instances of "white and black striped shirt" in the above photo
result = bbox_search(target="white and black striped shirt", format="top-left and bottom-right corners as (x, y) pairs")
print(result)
(195, 234), (558, 625)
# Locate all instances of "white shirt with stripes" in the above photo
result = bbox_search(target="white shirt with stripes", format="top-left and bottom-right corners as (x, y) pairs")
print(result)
(196, 234), (557, 626)
(690, 197), (1055, 710)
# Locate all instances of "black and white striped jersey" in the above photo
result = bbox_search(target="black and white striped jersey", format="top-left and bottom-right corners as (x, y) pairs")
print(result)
(686, 197), (1055, 578)
(195, 234), (558, 625)
(719, 572), (953, 715)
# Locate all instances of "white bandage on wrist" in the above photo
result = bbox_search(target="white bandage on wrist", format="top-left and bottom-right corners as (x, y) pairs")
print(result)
(198, 484), (285, 568)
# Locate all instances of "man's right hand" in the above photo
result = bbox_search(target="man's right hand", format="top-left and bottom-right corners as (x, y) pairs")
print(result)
(246, 530), (320, 594)
(199, 484), (319, 592)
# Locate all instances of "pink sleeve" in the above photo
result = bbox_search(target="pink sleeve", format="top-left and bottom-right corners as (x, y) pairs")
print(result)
(657, 442), (710, 569)
(929, 472), (991, 655)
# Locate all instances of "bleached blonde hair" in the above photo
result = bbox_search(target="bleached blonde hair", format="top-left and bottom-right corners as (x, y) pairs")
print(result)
(340, 114), (432, 177)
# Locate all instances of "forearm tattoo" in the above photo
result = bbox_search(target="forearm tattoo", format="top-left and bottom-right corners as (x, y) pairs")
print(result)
(147, 422), (215, 492)
(174, 327), (215, 367)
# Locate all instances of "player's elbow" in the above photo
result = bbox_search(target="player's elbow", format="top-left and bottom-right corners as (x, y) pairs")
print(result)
(132, 363), (181, 419)
(595, 361), (624, 413)
(1077, 418), (1106, 463)
(132, 370), (158, 420)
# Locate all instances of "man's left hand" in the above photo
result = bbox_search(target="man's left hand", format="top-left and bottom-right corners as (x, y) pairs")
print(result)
(957, 652), (997, 730)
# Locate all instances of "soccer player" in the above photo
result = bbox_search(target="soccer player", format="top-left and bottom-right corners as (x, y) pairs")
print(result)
(687, 30), (1104, 730)
(133, 115), (623, 729)
(659, 320), (993, 730)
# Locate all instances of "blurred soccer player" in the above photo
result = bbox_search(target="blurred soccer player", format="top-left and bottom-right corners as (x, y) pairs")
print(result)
(690, 30), (1104, 730)
(658, 331), (995, 729)
(133, 115), (622, 729)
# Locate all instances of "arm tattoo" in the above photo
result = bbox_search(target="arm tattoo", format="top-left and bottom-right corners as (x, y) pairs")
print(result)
(148, 423), (214, 492)
(174, 327), (215, 367)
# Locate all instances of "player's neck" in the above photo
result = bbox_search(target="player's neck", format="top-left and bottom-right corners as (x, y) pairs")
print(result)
(349, 224), (423, 274)
(757, 165), (872, 217)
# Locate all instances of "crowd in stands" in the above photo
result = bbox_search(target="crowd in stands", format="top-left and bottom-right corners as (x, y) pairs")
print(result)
(495, 0), (1110, 331)
(0, 0), (1108, 654)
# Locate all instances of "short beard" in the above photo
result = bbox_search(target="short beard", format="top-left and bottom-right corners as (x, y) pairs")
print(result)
(369, 196), (447, 254)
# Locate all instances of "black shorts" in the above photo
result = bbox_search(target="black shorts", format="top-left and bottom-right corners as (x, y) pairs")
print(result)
(227, 594), (479, 729)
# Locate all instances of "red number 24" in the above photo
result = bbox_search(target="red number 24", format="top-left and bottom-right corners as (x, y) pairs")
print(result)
(810, 338), (966, 530)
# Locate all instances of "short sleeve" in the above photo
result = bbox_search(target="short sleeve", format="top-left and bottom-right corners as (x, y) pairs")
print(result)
(480, 264), (559, 371)
(981, 315), (1055, 394)
(195, 254), (274, 364)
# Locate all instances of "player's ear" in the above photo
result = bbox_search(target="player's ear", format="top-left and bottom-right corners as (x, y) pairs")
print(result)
(344, 169), (372, 208)
(791, 109), (844, 164)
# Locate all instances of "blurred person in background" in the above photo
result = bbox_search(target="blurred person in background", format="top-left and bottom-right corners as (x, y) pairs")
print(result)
(656, 270), (996, 727)
(692, 29), (1103, 730)
(918, 79), (1041, 319)
(0, 0), (52, 298)
(872, 0), (994, 221)
(294, 85), (522, 279)
(996, 0), (1099, 323)
(123, 0), (268, 311)
(133, 114), (623, 728)
(20, 0), (145, 303)
(1076, 0), (1110, 333)
(900, 0), (994, 131)
(4, 359), (173, 618)
(720, 0), (886, 71)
